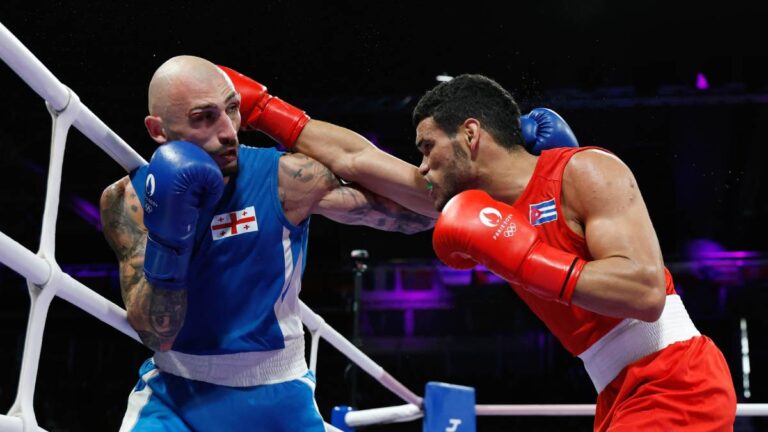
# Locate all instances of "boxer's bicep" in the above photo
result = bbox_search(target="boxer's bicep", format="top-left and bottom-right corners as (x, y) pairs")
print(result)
(100, 179), (147, 298)
(566, 150), (662, 267)
(101, 180), (127, 257)
(565, 151), (667, 320)
(277, 153), (337, 224)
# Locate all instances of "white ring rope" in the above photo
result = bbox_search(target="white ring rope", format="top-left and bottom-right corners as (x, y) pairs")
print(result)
(300, 302), (423, 407)
(344, 402), (768, 427)
(344, 404), (423, 427)
(1, 17), (767, 432)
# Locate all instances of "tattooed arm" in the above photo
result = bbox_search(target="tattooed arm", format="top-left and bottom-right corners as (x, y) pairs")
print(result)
(100, 177), (186, 352)
(294, 120), (439, 218)
(278, 153), (435, 234)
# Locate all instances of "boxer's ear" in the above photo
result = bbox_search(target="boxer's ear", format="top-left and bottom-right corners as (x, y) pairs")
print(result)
(145, 115), (168, 144)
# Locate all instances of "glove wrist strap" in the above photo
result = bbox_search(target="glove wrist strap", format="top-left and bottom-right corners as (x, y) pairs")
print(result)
(255, 97), (310, 149)
(522, 244), (585, 305)
(143, 235), (191, 290)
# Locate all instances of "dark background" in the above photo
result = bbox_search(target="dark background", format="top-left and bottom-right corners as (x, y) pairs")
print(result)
(0, 1), (767, 431)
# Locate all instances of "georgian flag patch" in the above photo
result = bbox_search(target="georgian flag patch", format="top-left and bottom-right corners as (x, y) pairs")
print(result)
(210, 206), (258, 241)
(529, 198), (558, 226)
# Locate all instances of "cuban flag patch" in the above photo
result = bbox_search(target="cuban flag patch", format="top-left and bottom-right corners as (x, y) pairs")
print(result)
(210, 206), (258, 241)
(529, 198), (558, 226)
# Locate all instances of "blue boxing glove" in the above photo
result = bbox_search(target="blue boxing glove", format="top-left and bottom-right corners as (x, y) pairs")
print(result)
(520, 108), (579, 155)
(143, 141), (224, 289)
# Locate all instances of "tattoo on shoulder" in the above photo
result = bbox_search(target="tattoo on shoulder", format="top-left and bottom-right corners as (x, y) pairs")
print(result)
(281, 155), (316, 183)
(319, 163), (337, 185)
(281, 155), (338, 188)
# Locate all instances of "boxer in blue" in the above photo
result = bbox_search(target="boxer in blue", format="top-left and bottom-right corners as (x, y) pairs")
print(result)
(99, 55), (435, 431)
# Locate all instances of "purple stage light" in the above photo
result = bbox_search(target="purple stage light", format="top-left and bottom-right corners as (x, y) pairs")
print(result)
(682, 238), (763, 285)
(69, 196), (102, 230)
(61, 263), (119, 279)
(686, 239), (759, 260)
(696, 72), (709, 90)
(685, 238), (725, 257)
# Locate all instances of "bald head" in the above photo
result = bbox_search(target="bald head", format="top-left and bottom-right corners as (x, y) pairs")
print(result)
(147, 55), (232, 117)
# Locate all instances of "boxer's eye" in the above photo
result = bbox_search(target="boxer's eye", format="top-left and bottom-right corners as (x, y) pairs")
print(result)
(416, 139), (433, 155)
(190, 110), (217, 123)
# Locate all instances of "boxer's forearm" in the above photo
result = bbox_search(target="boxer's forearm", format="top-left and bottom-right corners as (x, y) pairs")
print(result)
(571, 257), (666, 322)
(115, 233), (187, 353)
(295, 120), (439, 217)
(100, 179), (186, 352)
(120, 253), (187, 352)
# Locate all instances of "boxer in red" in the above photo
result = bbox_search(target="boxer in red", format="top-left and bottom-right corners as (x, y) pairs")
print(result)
(220, 67), (737, 431)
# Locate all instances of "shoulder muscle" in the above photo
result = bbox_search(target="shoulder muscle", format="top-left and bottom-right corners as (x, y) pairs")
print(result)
(563, 149), (641, 221)
(278, 153), (339, 221)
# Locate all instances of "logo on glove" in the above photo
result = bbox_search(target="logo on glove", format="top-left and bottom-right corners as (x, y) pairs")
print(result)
(146, 174), (156, 197)
(479, 207), (502, 228)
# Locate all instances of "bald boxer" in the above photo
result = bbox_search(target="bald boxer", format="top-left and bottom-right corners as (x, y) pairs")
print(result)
(222, 69), (737, 430)
(99, 55), (434, 432)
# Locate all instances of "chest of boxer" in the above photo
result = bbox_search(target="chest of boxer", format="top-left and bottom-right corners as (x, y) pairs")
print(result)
(510, 147), (677, 356)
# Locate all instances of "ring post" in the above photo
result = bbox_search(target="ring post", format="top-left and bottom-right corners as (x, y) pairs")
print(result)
(349, 249), (368, 407)
(331, 406), (355, 432)
(424, 382), (476, 432)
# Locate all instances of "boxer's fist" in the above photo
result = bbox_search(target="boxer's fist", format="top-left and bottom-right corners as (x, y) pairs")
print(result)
(433, 190), (584, 304)
(520, 108), (578, 155)
(218, 65), (309, 148)
(143, 141), (224, 289)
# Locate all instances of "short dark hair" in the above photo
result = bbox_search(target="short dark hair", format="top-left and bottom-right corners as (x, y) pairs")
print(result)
(412, 74), (524, 149)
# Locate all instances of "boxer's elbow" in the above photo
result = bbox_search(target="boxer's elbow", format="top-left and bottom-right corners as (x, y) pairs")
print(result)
(126, 307), (177, 352)
(330, 147), (369, 181)
(636, 289), (665, 322)
(126, 305), (143, 331)
(125, 308), (153, 347)
(296, 121), (371, 180)
(634, 265), (667, 322)
(153, 341), (175, 353)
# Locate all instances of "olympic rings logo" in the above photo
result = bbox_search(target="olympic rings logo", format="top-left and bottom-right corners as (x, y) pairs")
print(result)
(503, 223), (517, 238)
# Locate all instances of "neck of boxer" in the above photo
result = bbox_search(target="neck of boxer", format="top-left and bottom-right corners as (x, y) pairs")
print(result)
(475, 141), (538, 205)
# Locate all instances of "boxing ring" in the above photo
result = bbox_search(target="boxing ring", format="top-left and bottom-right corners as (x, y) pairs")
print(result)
(0, 20), (767, 432)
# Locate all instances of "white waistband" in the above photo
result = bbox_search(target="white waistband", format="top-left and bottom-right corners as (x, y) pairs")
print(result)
(577, 294), (700, 393)
(153, 337), (308, 387)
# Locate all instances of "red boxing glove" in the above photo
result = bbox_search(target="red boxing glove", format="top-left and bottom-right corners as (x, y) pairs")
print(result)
(218, 65), (310, 148)
(433, 190), (585, 305)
